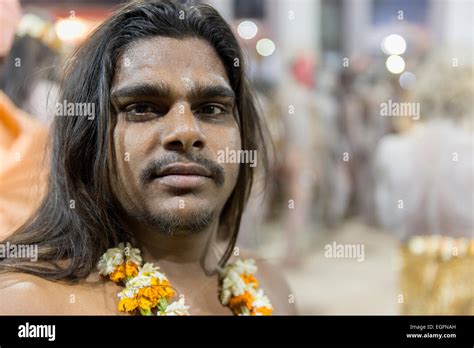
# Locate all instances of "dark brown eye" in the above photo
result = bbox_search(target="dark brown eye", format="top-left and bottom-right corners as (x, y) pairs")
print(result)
(127, 103), (156, 115)
(199, 104), (225, 116)
(123, 102), (165, 121)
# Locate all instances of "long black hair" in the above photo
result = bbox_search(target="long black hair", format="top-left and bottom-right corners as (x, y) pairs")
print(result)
(0, 0), (268, 281)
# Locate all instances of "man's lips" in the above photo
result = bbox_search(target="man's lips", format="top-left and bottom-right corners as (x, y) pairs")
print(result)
(156, 163), (213, 178)
(152, 163), (213, 189)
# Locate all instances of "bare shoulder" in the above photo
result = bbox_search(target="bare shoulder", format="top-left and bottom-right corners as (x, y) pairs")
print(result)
(232, 250), (298, 315)
(0, 271), (120, 315)
(0, 272), (66, 314)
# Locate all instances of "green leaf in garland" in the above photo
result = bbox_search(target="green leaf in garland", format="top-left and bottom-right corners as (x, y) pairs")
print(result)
(158, 298), (168, 313)
(139, 308), (152, 316)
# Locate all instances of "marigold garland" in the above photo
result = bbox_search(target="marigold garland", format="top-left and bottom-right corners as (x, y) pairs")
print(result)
(97, 243), (273, 316)
(217, 258), (273, 315)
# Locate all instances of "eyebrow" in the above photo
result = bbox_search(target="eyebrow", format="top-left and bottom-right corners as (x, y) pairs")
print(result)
(111, 82), (171, 100)
(111, 81), (235, 101)
(188, 83), (236, 100)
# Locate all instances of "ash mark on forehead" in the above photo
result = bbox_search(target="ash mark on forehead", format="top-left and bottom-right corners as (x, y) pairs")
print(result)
(181, 77), (195, 89)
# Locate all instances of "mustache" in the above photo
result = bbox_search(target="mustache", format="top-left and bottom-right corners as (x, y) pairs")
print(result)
(140, 153), (225, 187)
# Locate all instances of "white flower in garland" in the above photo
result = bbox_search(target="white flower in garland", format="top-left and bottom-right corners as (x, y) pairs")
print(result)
(97, 242), (143, 276)
(229, 270), (247, 294)
(123, 243), (143, 265)
(219, 269), (247, 305)
(97, 247), (125, 276)
(158, 298), (190, 316)
(117, 286), (139, 301)
(124, 263), (168, 289)
(236, 288), (273, 316)
(251, 288), (273, 311)
(220, 258), (257, 277)
(138, 263), (167, 281)
(218, 258), (273, 315)
(220, 276), (235, 305)
(126, 273), (153, 289)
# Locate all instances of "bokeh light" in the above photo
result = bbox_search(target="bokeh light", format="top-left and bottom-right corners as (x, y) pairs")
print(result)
(256, 38), (275, 56)
(55, 18), (88, 43)
(386, 55), (405, 74)
(399, 71), (416, 90)
(237, 20), (258, 40)
(381, 34), (407, 55)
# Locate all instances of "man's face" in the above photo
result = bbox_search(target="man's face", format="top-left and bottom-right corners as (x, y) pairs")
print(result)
(110, 37), (241, 234)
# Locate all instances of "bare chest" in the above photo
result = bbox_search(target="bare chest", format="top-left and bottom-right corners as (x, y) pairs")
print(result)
(54, 281), (232, 315)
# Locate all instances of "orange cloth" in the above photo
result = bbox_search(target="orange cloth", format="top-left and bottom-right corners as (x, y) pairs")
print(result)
(0, 91), (48, 241)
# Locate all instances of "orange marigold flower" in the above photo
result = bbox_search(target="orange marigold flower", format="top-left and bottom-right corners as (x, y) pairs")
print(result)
(118, 297), (138, 313)
(229, 291), (254, 311)
(137, 287), (158, 307)
(240, 274), (259, 288)
(135, 280), (174, 307)
(138, 286), (155, 300)
(154, 279), (175, 301)
(138, 296), (153, 311)
(252, 306), (273, 316)
(125, 261), (139, 278)
(109, 263), (126, 283)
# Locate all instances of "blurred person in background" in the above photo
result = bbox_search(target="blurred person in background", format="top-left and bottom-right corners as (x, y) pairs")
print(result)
(0, 10), (62, 124)
(337, 54), (394, 227)
(278, 53), (320, 266)
(374, 50), (473, 241)
(0, 0), (49, 240)
(374, 50), (474, 314)
(313, 63), (351, 229)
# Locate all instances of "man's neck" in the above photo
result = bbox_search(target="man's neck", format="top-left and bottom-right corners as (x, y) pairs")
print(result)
(130, 218), (220, 277)
(129, 219), (226, 312)
(102, 218), (231, 314)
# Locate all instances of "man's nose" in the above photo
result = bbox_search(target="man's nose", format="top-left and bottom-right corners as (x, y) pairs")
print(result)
(161, 103), (206, 153)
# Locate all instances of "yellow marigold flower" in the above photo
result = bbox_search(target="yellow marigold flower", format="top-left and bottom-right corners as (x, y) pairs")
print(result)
(137, 287), (158, 307)
(134, 281), (174, 306)
(155, 279), (175, 301)
(125, 261), (139, 278)
(109, 263), (126, 283)
(118, 297), (138, 313)
(138, 286), (154, 299)
(138, 296), (153, 311)
(240, 274), (259, 288)
(229, 291), (254, 311)
(252, 306), (273, 316)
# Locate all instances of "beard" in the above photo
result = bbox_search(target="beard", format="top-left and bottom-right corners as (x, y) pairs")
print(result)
(128, 206), (216, 236)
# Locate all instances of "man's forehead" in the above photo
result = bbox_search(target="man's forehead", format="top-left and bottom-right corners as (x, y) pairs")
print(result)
(113, 36), (231, 93)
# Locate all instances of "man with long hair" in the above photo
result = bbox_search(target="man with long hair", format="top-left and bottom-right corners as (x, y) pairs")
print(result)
(0, 0), (294, 315)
